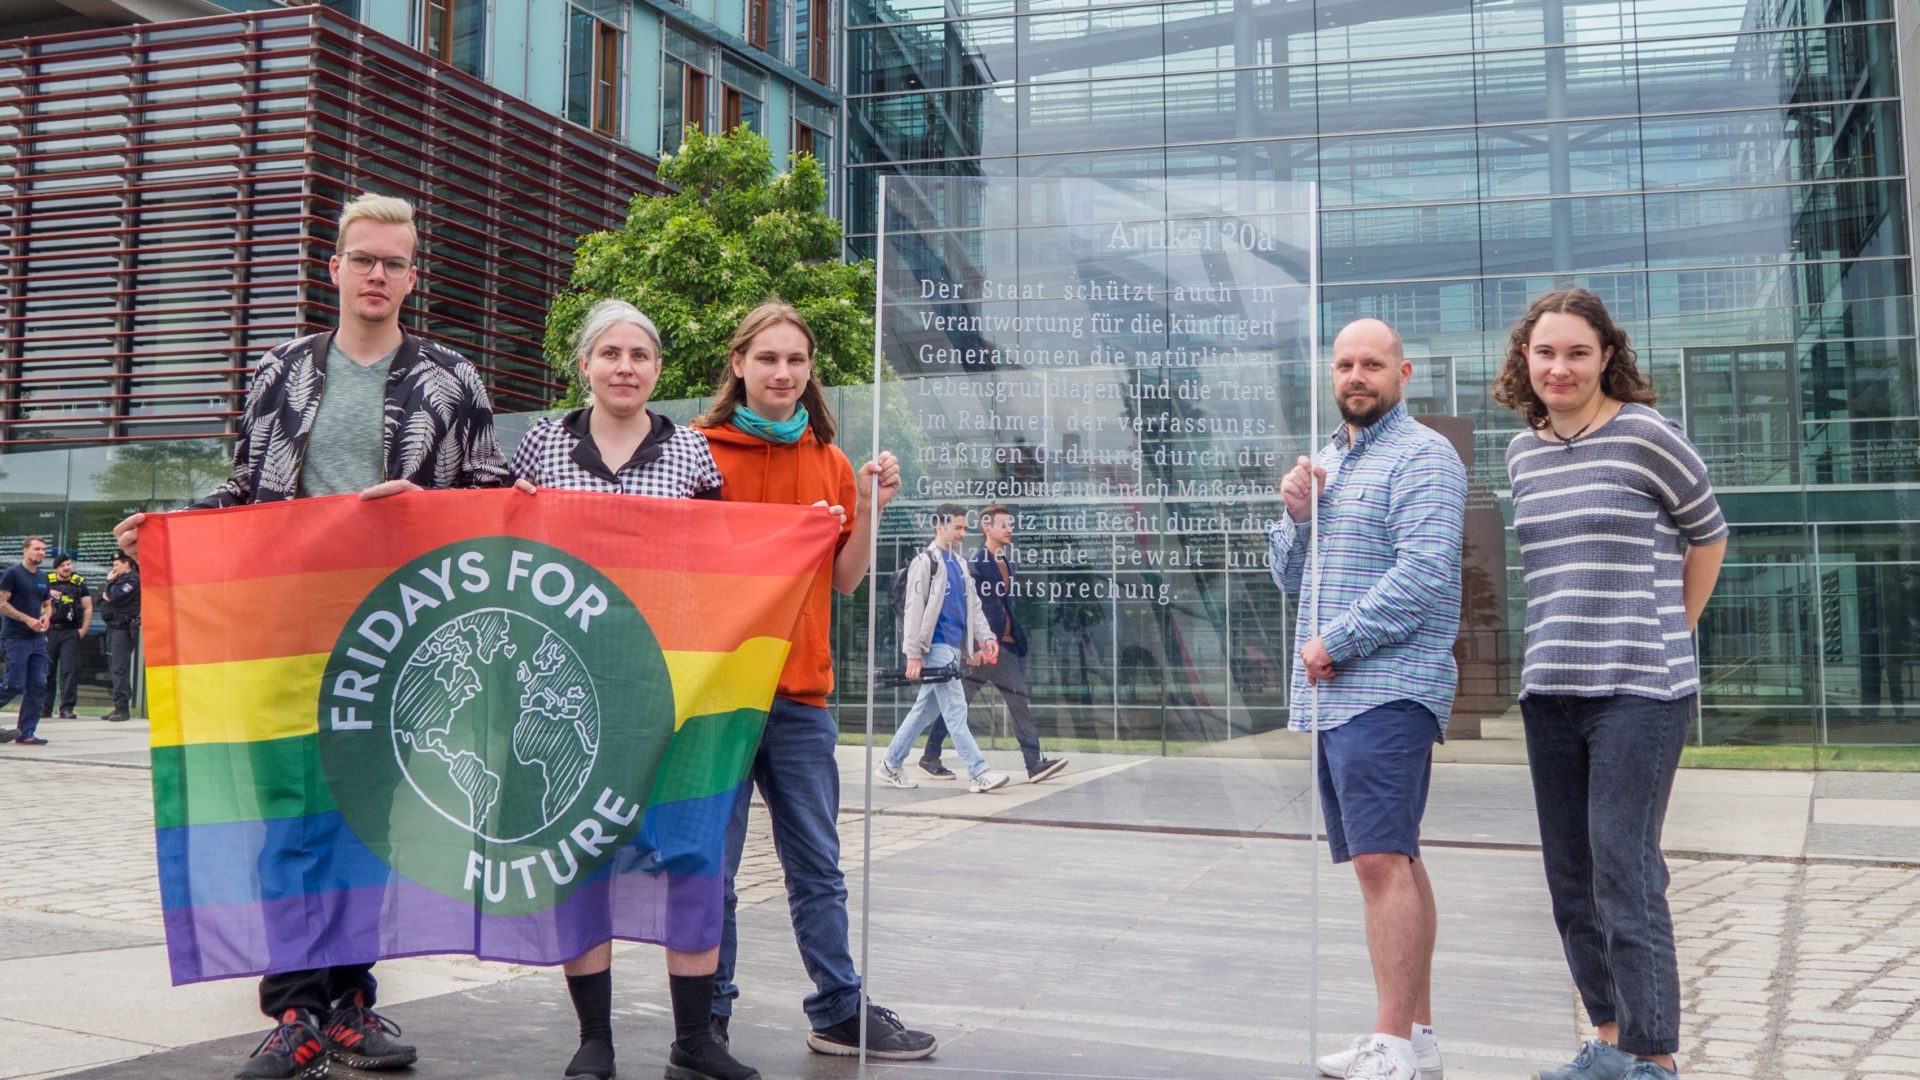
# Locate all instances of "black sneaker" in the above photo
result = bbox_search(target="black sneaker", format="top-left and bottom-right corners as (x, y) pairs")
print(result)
(1028, 758), (1069, 783)
(321, 991), (416, 1070)
(563, 1036), (614, 1079)
(806, 1004), (936, 1060)
(105, 711), (129, 722)
(916, 760), (956, 780)
(666, 1039), (761, 1080)
(56, 710), (77, 719)
(236, 1009), (329, 1080)
(0, 728), (16, 743)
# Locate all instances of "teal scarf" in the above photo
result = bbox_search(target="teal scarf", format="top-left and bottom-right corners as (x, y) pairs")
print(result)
(733, 404), (809, 445)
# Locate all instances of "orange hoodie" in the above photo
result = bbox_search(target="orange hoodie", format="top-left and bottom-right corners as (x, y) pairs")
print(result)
(698, 420), (857, 706)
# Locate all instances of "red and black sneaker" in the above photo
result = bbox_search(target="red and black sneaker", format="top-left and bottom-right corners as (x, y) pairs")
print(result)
(236, 1009), (329, 1080)
(322, 991), (417, 1071)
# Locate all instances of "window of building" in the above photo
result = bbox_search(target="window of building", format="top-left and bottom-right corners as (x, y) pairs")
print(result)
(566, 2), (627, 137)
(419, 0), (485, 77)
(794, 0), (830, 83)
(747, 0), (769, 50)
(321, 0), (360, 16)
(721, 56), (766, 135)
(792, 97), (834, 210)
(662, 27), (712, 155)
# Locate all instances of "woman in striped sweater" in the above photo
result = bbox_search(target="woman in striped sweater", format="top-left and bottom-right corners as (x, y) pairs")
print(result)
(1495, 288), (1727, 1080)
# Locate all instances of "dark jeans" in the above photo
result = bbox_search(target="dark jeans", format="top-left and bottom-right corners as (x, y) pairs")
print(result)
(713, 695), (861, 1029)
(259, 965), (377, 1020)
(0, 636), (49, 738)
(924, 649), (1043, 773)
(1522, 692), (1694, 1058)
(106, 624), (136, 713)
(43, 627), (80, 715)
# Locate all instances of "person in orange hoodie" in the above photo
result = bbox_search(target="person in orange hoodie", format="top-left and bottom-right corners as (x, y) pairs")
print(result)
(693, 301), (933, 1061)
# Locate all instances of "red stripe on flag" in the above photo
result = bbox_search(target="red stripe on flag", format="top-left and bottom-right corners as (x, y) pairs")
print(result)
(144, 488), (839, 587)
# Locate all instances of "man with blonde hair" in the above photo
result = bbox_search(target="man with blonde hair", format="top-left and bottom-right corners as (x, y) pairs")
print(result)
(115, 192), (512, 1080)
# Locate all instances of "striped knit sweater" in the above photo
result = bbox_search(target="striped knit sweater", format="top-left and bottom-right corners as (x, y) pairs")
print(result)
(1507, 403), (1728, 700)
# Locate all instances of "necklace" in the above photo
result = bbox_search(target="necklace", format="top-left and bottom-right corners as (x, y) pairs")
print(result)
(1547, 406), (1604, 451)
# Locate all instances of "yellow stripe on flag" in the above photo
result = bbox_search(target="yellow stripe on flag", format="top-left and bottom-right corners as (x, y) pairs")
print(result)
(148, 654), (328, 748)
(147, 638), (795, 747)
(664, 637), (792, 729)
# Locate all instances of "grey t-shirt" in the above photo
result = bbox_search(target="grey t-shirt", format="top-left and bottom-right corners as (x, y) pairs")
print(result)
(297, 341), (392, 497)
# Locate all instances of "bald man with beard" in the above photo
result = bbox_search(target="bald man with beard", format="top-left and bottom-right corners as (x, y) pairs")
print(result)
(1268, 319), (1468, 1080)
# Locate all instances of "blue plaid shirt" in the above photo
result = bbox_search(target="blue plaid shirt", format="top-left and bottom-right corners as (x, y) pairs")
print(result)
(1267, 403), (1468, 736)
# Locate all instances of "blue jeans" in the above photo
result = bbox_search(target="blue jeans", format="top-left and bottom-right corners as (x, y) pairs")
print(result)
(713, 695), (862, 1029)
(0, 636), (49, 738)
(884, 643), (990, 779)
(1522, 692), (1693, 1058)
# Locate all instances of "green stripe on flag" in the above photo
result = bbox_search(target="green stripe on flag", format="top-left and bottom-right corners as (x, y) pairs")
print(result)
(150, 734), (334, 830)
(648, 708), (768, 807)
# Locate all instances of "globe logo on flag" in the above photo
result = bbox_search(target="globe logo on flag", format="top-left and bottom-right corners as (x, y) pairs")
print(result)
(391, 609), (602, 844)
(317, 537), (674, 914)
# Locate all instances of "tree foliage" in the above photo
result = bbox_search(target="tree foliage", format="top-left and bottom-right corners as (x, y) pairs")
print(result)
(543, 127), (874, 405)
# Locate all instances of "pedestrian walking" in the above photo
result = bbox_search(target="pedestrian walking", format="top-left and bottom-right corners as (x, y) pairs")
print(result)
(42, 553), (92, 720)
(0, 536), (54, 745)
(1270, 319), (1467, 1080)
(876, 504), (1008, 793)
(1498, 288), (1727, 1080)
(510, 297), (759, 1080)
(114, 193), (510, 1080)
(918, 504), (1067, 784)
(694, 301), (936, 1062)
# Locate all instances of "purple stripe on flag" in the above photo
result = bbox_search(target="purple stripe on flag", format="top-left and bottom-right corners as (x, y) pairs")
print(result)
(162, 871), (723, 985)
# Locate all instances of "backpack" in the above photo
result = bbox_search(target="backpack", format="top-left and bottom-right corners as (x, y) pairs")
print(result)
(889, 550), (935, 632)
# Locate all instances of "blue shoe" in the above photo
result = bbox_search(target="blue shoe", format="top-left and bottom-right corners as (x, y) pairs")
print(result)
(1620, 1063), (1677, 1080)
(1533, 1040), (1635, 1080)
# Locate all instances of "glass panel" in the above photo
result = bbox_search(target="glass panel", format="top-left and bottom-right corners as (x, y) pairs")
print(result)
(1021, 6), (1167, 82)
(850, 87), (1019, 162)
(1319, 129), (1480, 207)
(565, 9), (594, 126)
(1321, 202), (1484, 281)
(1643, 180), (1909, 268)
(1473, 0), (1635, 50)
(448, 0), (487, 76)
(661, 56), (685, 154)
(1478, 119), (1641, 198)
(1304, 0), (1471, 62)
(1636, 25), (1900, 115)
(1640, 102), (1908, 190)
(872, 176), (1327, 1078)
(1474, 41), (1639, 124)
(848, 18), (1013, 94)
(1314, 53), (1476, 134)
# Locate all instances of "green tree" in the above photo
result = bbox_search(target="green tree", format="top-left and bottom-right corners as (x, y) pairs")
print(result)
(90, 441), (229, 503)
(543, 127), (874, 405)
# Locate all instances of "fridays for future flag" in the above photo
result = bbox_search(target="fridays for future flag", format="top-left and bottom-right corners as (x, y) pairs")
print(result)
(142, 489), (837, 984)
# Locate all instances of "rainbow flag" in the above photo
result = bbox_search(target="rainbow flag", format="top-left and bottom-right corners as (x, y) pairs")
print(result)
(143, 489), (837, 984)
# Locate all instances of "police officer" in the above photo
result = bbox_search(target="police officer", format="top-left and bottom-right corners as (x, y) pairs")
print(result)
(101, 552), (139, 723)
(42, 553), (92, 720)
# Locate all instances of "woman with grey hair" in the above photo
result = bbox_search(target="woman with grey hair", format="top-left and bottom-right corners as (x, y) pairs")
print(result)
(510, 298), (754, 1080)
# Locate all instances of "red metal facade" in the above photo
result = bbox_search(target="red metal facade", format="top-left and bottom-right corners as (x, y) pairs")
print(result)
(0, 5), (665, 447)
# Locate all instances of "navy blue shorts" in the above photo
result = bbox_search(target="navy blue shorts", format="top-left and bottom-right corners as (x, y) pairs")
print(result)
(1316, 699), (1438, 863)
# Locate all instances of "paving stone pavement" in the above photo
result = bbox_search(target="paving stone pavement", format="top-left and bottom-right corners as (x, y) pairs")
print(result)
(4, 748), (1919, 1077)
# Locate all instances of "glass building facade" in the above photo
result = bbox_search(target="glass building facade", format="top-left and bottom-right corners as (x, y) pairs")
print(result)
(844, 0), (1920, 744)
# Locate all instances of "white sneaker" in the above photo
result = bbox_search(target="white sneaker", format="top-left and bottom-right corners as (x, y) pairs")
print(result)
(968, 771), (1010, 792)
(1344, 1041), (1417, 1080)
(874, 761), (918, 789)
(1320, 1035), (1442, 1080)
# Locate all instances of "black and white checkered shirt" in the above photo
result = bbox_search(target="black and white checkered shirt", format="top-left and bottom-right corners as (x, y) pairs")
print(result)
(510, 408), (723, 499)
